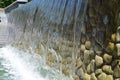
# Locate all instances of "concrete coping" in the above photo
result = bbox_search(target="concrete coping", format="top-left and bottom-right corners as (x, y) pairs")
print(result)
(4, 1), (28, 13)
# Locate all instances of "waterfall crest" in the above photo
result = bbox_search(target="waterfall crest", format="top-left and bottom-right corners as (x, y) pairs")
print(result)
(6, 0), (88, 78)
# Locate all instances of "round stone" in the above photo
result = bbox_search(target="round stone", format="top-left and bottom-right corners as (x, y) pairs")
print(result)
(95, 55), (103, 67)
(111, 33), (116, 42)
(80, 44), (86, 52)
(76, 58), (83, 69)
(116, 44), (120, 56)
(107, 42), (115, 51)
(84, 50), (90, 65)
(102, 65), (113, 74)
(95, 69), (102, 75)
(106, 75), (113, 80)
(84, 73), (91, 80)
(91, 73), (97, 80)
(87, 64), (91, 74)
(98, 72), (107, 80)
(89, 49), (95, 59)
(116, 26), (120, 42)
(114, 65), (120, 78)
(85, 41), (91, 50)
(103, 53), (112, 64)
(87, 60), (95, 73)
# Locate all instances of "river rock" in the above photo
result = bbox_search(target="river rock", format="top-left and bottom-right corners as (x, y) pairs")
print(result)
(84, 50), (90, 65)
(103, 53), (112, 64)
(90, 73), (97, 80)
(113, 65), (120, 78)
(87, 60), (95, 73)
(98, 72), (107, 80)
(102, 65), (113, 74)
(80, 44), (86, 52)
(76, 58), (83, 69)
(107, 42), (115, 51)
(111, 33), (116, 42)
(85, 41), (91, 50)
(84, 73), (91, 80)
(106, 75), (113, 80)
(87, 63), (91, 74)
(95, 55), (103, 67)
(95, 69), (103, 75)
(116, 26), (120, 42)
(116, 44), (120, 56)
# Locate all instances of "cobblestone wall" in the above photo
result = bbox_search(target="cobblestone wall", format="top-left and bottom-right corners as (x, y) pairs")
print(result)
(83, 0), (120, 46)
(75, 0), (120, 80)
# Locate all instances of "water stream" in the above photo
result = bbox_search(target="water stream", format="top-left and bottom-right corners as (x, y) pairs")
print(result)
(0, 0), (88, 79)
(0, 45), (73, 80)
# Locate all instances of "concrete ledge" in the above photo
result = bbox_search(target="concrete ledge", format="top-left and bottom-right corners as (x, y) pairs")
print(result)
(5, 1), (27, 13)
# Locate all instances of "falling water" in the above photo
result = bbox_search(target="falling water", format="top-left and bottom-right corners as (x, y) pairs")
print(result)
(0, 45), (73, 80)
(0, 0), (88, 79)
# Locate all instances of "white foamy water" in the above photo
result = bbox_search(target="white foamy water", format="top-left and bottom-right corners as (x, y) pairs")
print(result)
(0, 45), (46, 80)
(0, 45), (72, 80)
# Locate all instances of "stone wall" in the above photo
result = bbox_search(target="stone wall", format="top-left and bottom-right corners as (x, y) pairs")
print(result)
(84, 0), (120, 45)
(74, 0), (120, 80)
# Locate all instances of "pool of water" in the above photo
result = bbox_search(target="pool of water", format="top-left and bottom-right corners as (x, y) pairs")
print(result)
(0, 45), (73, 80)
